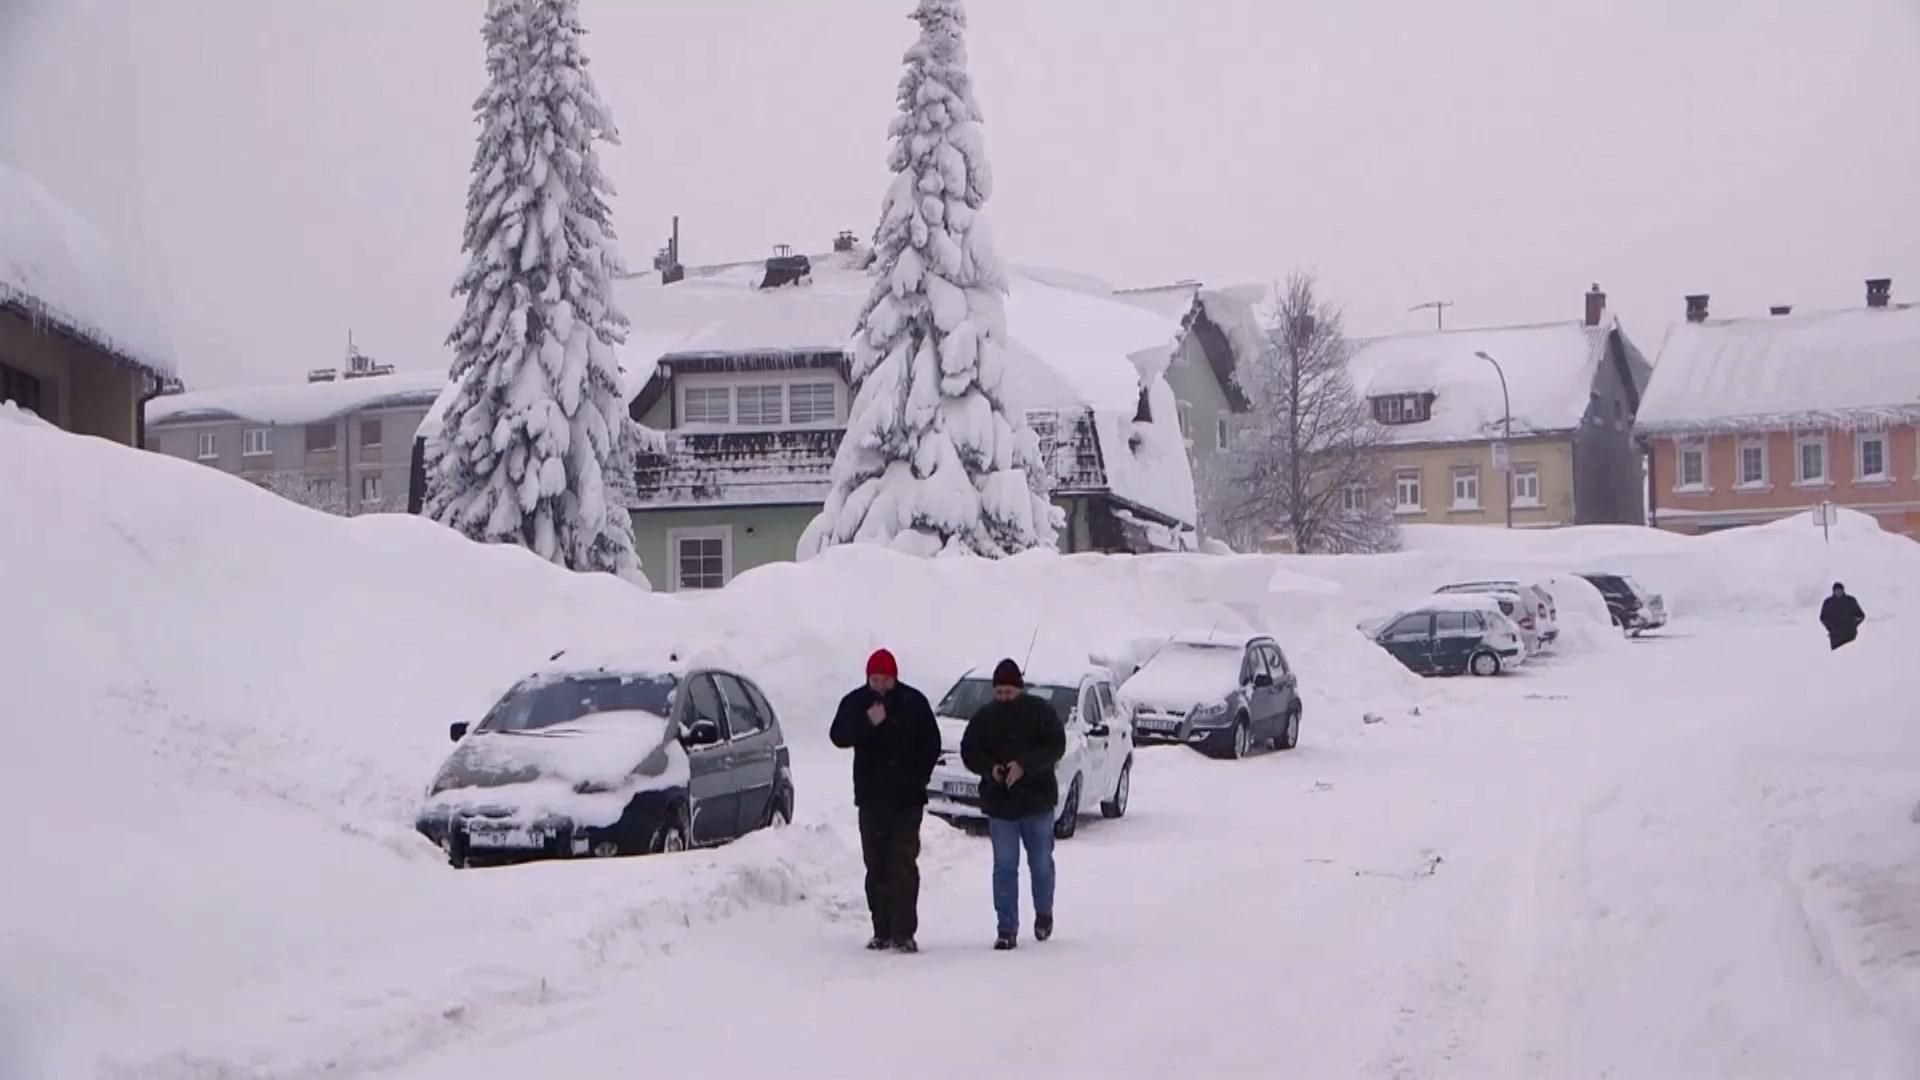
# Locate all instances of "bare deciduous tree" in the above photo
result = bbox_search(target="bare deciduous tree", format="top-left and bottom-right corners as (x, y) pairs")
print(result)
(1210, 273), (1398, 554)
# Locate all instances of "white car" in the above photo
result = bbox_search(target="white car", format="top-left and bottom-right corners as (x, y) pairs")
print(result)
(1435, 580), (1559, 650)
(925, 664), (1133, 840)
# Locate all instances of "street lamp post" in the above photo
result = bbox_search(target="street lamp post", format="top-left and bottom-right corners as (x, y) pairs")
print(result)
(1474, 350), (1514, 529)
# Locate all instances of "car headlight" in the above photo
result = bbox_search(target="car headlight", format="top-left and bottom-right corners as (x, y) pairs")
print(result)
(1190, 701), (1230, 724)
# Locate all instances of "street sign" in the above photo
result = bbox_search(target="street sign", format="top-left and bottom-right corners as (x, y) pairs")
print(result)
(1491, 441), (1511, 471)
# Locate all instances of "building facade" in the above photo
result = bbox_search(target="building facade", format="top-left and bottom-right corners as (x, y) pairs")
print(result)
(1637, 281), (1920, 540)
(1346, 286), (1651, 528)
(145, 361), (440, 516)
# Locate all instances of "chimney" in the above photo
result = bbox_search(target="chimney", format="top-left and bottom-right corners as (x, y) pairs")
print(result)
(1769, 304), (1793, 317)
(1584, 283), (1607, 327)
(833, 230), (857, 253)
(1866, 277), (1892, 309)
(654, 216), (685, 284)
(1685, 294), (1710, 323)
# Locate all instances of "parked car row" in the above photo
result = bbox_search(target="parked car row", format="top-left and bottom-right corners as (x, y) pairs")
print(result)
(1366, 571), (1667, 677)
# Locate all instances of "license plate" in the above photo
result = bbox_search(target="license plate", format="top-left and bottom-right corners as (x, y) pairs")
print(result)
(467, 826), (543, 849)
(942, 781), (978, 798)
(1138, 719), (1175, 732)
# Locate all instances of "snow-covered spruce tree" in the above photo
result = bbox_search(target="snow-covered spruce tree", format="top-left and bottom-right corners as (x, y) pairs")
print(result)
(799, 0), (1060, 559)
(424, 0), (643, 584)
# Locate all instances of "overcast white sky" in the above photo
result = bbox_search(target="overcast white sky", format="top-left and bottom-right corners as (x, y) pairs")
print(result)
(3, 0), (1916, 389)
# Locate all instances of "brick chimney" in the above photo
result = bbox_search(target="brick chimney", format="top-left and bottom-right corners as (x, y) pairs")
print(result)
(1769, 304), (1793, 316)
(1584, 283), (1607, 327)
(1685, 294), (1710, 323)
(1866, 277), (1892, 309)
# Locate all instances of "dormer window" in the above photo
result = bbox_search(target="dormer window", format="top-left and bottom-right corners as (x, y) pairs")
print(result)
(1372, 393), (1432, 425)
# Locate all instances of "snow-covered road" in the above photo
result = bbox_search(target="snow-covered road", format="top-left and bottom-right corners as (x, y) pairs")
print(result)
(389, 621), (1920, 1079)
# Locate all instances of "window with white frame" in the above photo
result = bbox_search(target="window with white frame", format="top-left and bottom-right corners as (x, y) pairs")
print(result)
(1737, 437), (1768, 488)
(1216, 416), (1231, 452)
(1511, 464), (1541, 507)
(1677, 440), (1707, 490)
(1394, 470), (1422, 512)
(1451, 467), (1481, 510)
(361, 473), (382, 504)
(1857, 432), (1888, 482)
(788, 382), (836, 424)
(197, 432), (217, 459)
(1795, 433), (1828, 485)
(683, 386), (731, 425)
(1341, 483), (1366, 513)
(669, 527), (732, 591)
(735, 385), (785, 426)
(243, 428), (271, 457)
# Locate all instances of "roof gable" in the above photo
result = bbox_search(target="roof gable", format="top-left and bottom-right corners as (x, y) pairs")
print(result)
(1636, 304), (1920, 434)
(1347, 320), (1616, 444)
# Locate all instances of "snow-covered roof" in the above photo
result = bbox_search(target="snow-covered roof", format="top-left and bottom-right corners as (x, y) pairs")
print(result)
(146, 371), (445, 427)
(615, 253), (1178, 415)
(0, 161), (177, 379)
(1404, 593), (1513, 616)
(1635, 304), (1920, 435)
(1346, 320), (1617, 445)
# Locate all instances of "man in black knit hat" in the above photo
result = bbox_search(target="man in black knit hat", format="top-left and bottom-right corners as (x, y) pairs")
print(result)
(960, 658), (1066, 951)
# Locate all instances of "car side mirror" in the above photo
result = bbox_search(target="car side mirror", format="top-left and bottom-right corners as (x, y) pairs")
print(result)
(1253, 672), (1275, 688)
(449, 722), (469, 743)
(1087, 723), (1111, 738)
(683, 719), (721, 747)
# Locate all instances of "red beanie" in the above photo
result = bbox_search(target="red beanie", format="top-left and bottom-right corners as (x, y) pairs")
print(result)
(866, 649), (899, 679)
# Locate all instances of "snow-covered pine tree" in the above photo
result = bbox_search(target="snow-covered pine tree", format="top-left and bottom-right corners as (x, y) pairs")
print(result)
(424, 0), (643, 584)
(799, 0), (1060, 559)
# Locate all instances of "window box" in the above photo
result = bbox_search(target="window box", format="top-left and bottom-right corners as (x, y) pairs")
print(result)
(1451, 467), (1481, 511)
(1510, 464), (1542, 508)
(668, 526), (733, 591)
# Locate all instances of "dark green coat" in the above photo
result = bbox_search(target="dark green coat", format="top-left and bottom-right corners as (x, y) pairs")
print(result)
(960, 693), (1066, 821)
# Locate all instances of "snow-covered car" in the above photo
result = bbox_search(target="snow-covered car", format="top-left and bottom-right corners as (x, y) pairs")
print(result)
(1371, 595), (1526, 677)
(925, 664), (1132, 840)
(1578, 572), (1668, 635)
(1119, 631), (1302, 759)
(416, 653), (794, 868)
(1435, 580), (1559, 648)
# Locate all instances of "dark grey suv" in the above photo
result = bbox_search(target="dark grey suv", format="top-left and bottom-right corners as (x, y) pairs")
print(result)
(1118, 631), (1302, 759)
(416, 653), (794, 868)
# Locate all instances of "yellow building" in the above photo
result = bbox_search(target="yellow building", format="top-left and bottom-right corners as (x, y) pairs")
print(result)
(1347, 287), (1651, 528)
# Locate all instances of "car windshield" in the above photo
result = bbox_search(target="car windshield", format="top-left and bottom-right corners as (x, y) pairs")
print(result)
(478, 673), (678, 734)
(937, 678), (1078, 724)
(1138, 642), (1246, 688)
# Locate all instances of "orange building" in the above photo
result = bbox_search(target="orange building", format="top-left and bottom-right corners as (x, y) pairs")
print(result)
(1636, 280), (1920, 540)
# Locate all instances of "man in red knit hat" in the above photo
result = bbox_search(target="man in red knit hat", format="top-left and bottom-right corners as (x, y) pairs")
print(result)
(830, 647), (941, 952)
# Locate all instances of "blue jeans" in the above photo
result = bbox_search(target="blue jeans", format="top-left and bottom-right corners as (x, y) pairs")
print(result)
(988, 812), (1055, 934)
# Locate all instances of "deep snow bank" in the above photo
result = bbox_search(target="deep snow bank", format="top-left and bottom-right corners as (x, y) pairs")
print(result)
(7, 415), (1919, 1074)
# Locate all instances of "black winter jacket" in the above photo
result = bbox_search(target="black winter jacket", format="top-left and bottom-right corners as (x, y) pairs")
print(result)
(830, 683), (941, 810)
(1820, 594), (1866, 642)
(960, 693), (1067, 821)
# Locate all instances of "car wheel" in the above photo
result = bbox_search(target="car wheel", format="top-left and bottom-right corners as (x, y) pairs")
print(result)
(1275, 706), (1300, 751)
(650, 804), (691, 854)
(1054, 776), (1082, 840)
(1470, 650), (1502, 677)
(1230, 716), (1251, 760)
(589, 839), (620, 858)
(1100, 758), (1132, 819)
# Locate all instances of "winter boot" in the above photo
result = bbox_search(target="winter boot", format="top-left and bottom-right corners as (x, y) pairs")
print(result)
(1035, 914), (1054, 942)
(994, 931), (1018, 951)
(893, 938), (919, 954)
(866, 935), (892, 951)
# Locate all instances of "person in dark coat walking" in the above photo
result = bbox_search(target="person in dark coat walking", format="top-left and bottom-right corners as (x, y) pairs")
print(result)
(960, 659), (1067, 951)
(1820, 583), (1866, 650)
(830, 648), (941, 953)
